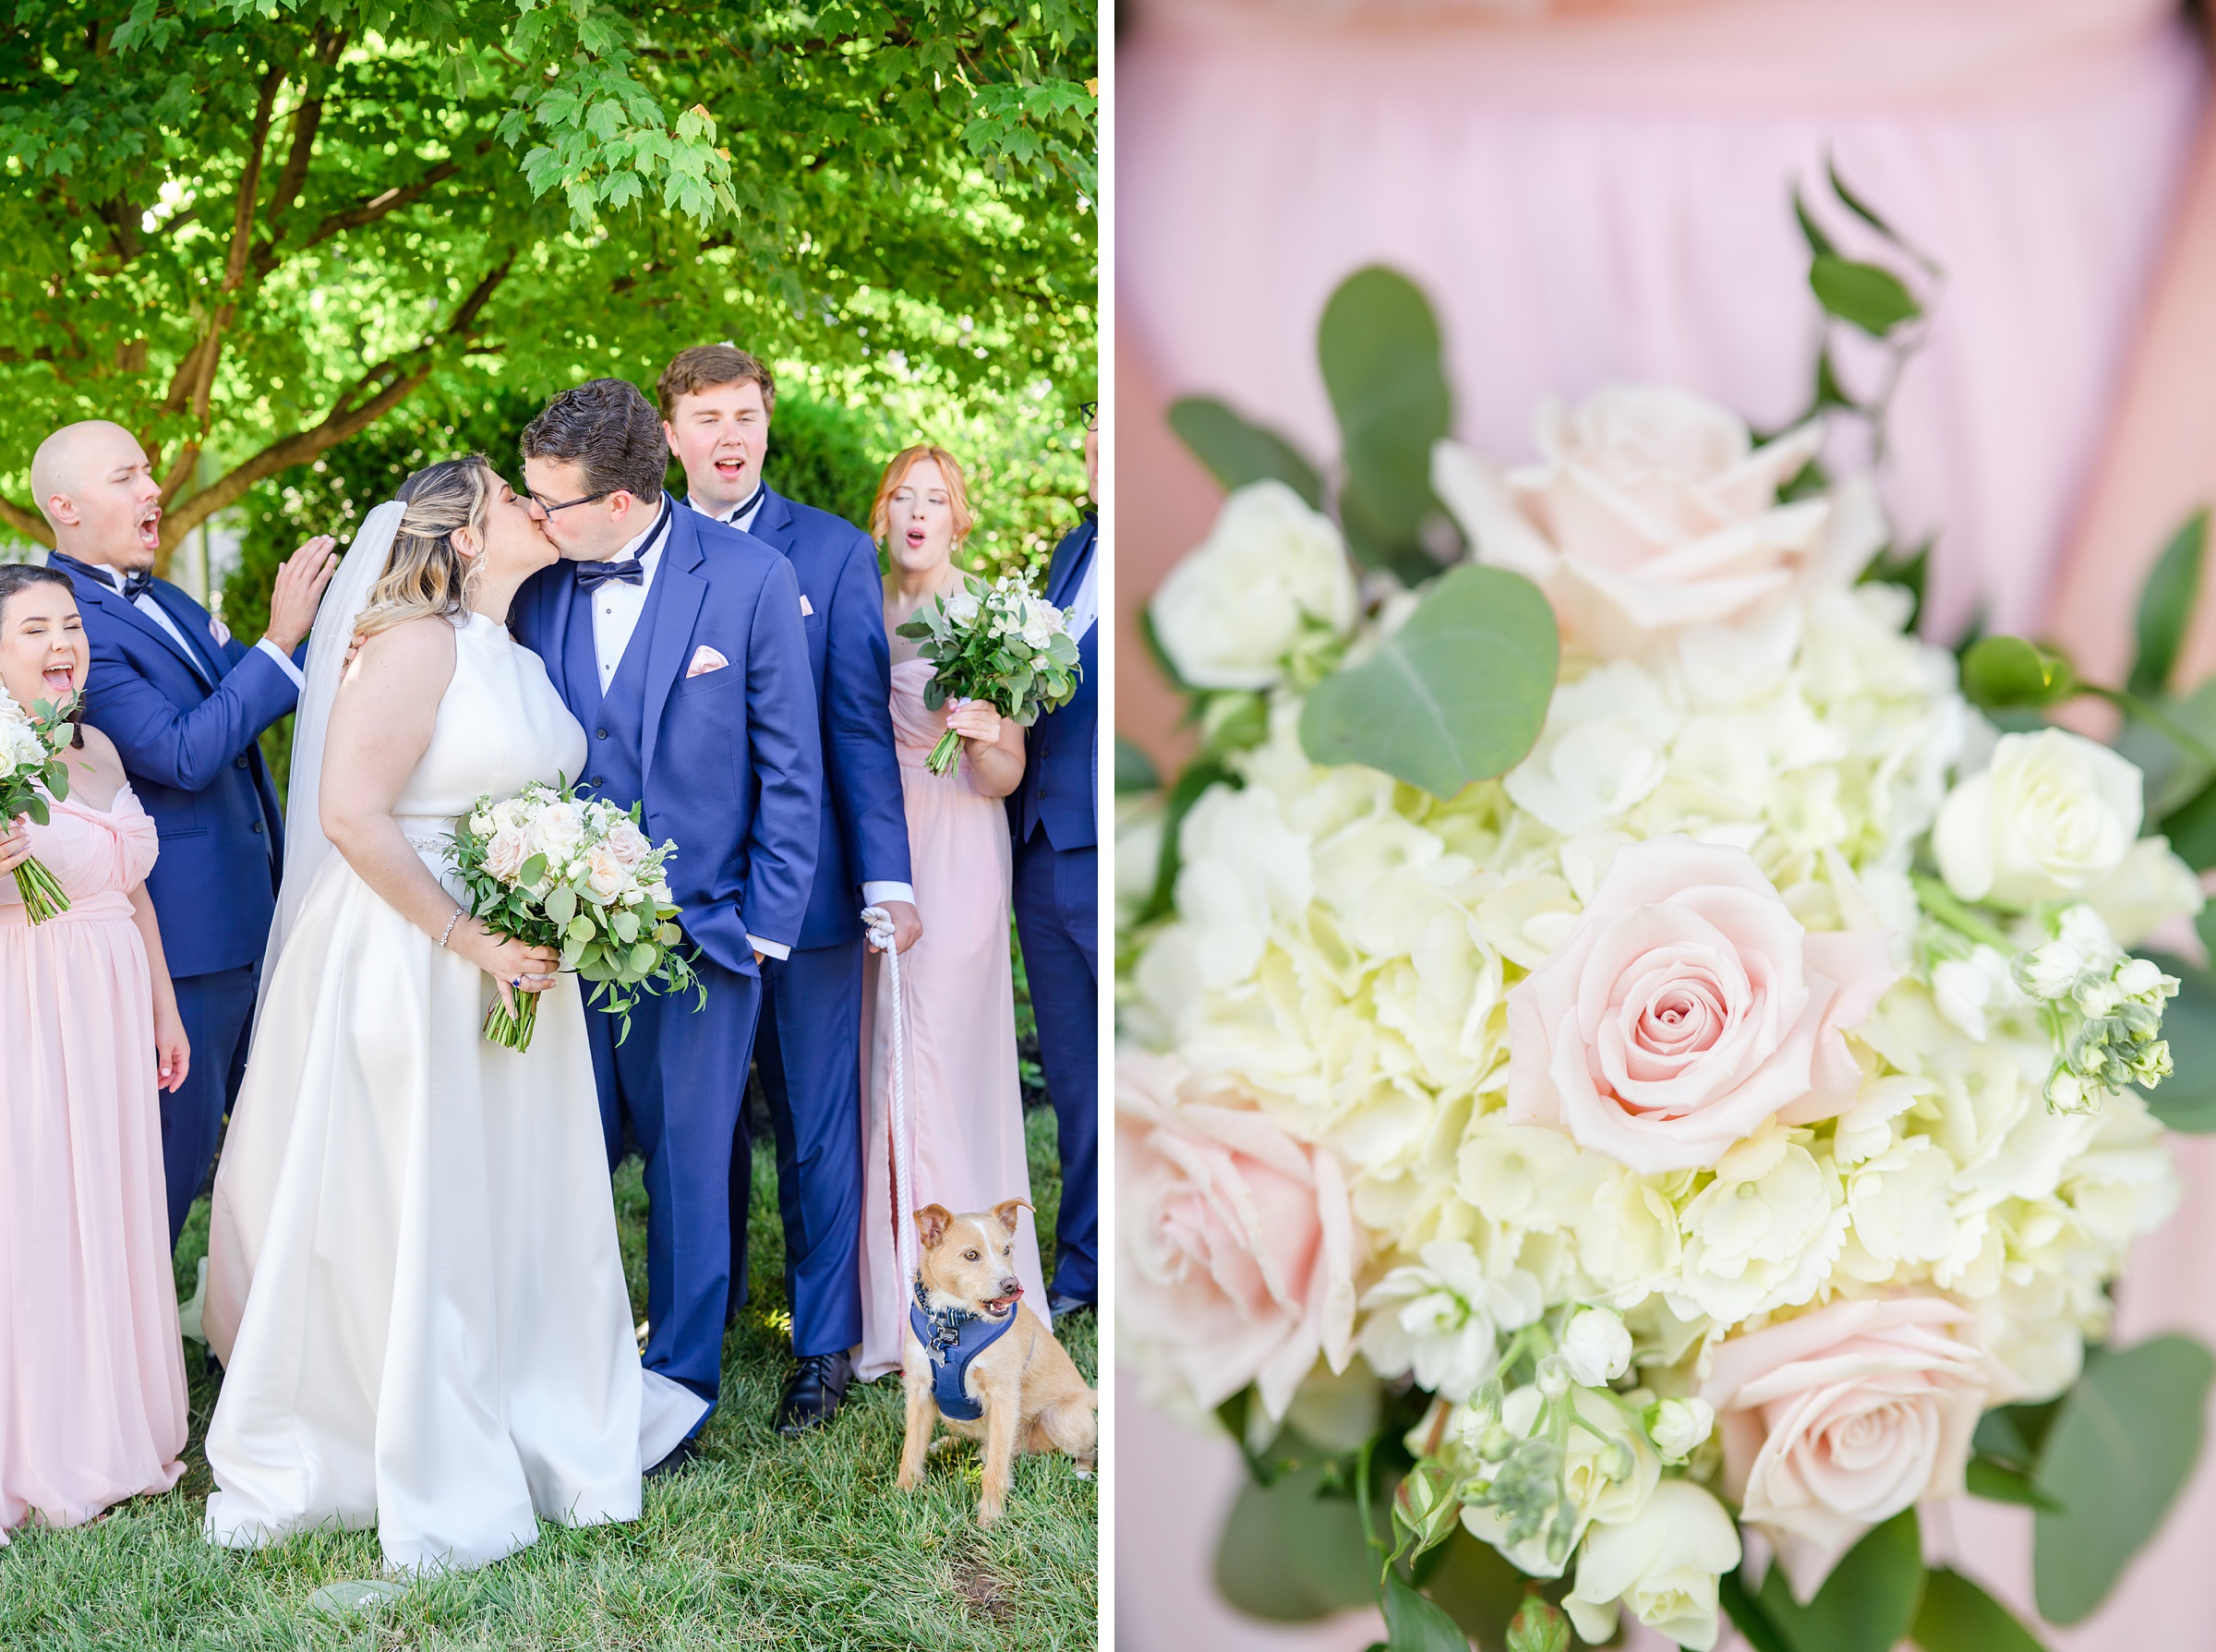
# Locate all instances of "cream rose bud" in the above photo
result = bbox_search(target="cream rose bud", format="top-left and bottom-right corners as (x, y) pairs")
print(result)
(1116, 1053), (1359, 1421)
(1560, 1308), (1632, 1388)
(531, 800), (588, 858)
(1934, 730), (2143, 909)
(605, 818), (652, 868)
(1505, 836), (1896, 1175)
(1564, 1478), (1740, 1652)
(482, 826), (529, 882)
(1700, 1296), (1997, 1603)
(1648, 1396), (1715, 1462)
(1149, 480), (1358, 691)
(583, 846), (628, 903)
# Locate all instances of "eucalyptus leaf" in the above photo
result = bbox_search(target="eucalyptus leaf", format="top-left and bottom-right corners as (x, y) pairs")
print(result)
(43, 762), (68, 802)
(2137, 954), (2216, 1131)
(1810, 254), (1921, 336)
(1958, 636), (2079, 712)
(2033, 1336), (2216, 1624)
(1753, 1509), (1924, 1652)
(2161, 766), (2216, 871)
(1213, 1458), (1380, 1622)
(1964, 1455), (2063, 1513)
(2129, 509), (2209, 700)
(1115, 736), (1162, 794)
(1169, 396), (1327, 509)
(1719, 1568), (1795, 1652)
(518, 852), (548, 888)
(546, 886), (578, 927)
(1381, 1574), (1470, 1652)
(1298, 566), (1558, 799)
(1319, 267), (1456, 585)
(1910, 1568), (2047, 1652)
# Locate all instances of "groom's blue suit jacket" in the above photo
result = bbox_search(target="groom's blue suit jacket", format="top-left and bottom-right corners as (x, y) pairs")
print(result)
(700, 485), (911, 950)
(56, 561), (295, 979)
(510, 500), (824, 972)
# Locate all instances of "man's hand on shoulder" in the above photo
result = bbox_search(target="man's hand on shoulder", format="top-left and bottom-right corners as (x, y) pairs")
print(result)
(263, 535), (339, 654)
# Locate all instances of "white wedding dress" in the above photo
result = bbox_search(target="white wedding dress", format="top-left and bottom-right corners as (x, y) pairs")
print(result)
(199, 599), (705, 1574)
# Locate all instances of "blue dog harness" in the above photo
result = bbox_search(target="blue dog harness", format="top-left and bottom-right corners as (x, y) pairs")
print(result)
(909, 1279), (1018, 1422)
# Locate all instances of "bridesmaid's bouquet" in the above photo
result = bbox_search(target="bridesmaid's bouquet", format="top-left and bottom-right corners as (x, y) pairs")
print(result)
(0, 687), (79, 923)
(897, 570), (1082, 775)
(448, 780), (705, 1050)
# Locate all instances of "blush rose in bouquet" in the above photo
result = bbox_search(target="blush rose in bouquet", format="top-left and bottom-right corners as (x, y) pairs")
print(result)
(1119, 178), (2216, 1652)
(897, 570), (1081, 776)
(449, 779), (703, 1050)
(0, 686), (81, 922)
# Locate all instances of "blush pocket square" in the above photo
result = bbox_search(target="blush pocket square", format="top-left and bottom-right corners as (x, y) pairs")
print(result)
(686, 645), (729, 678)
(800, 594), (815, 617)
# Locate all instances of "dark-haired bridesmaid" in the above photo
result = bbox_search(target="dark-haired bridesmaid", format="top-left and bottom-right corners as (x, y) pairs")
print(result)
(0, 561), (189, 1540)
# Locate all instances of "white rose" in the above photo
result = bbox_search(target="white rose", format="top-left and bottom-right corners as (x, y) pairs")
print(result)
(1560, 1308), (1632, 1388)
(1149, 480), (1358, 690)
(1564, 1479), (1741, 1652)
(1436, 384), (1863, 660)
(1357, 1239), (1545, 1403)
(604, 817), (653, 869)
(1020, 595), (1063, 648)
(1648, 1396), (1715, 1462)
(0, 719), (45, 772)
(482, 826), (530, 883)
(1503, 661), (1681, 834)
(1933, 730), (2142, 908)
(1463, 1384), (1660, 1578)
(530, 799), (587, 858)
(945, 587), (981, 627)
(583, 844), (628, 904)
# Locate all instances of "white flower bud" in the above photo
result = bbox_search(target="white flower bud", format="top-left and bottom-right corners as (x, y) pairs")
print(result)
(2115, 957), (2166, 1001)
(2013, 941), (2083, 1000)
(1560, 1308), (1632, 1388)
(2075, 977), (2122, 1017)
(1536, 1354), (1572, 1399)
(1648, 1397), (1715, 1462)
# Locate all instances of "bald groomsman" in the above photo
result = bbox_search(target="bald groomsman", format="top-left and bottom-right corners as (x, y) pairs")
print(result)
(31, 421), (336, 1245)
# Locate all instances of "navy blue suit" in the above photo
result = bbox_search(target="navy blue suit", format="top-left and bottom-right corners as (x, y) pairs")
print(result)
(510, 499), (822, 1417)
(692, 486), (911, 1358)
(53, 555), (299, 1245)
(1007, 516), (1098, 1304)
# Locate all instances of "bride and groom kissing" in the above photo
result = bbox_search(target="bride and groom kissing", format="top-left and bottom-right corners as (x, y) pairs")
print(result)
(8, 359), (974, 1570)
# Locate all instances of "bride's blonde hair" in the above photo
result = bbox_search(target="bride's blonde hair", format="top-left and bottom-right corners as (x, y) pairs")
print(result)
(354, 456), (495, 639)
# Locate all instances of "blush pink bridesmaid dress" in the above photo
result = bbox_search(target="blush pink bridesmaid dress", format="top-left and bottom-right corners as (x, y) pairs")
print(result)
(856, 658), (1051, 1381)
(0, 784), (187, 1539)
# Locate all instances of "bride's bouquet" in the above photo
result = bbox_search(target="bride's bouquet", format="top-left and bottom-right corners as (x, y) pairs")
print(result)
(1120, 175), (2216, 1652)
(897, 570), (1082, 775)
(0, 687), (80, 923)
(448, 780), (704, 1050)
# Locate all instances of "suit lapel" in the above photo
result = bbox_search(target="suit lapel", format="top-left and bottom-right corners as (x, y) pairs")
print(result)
(146, 581), (227, 681)
(1046, 519), (1096, 609)
(536, 570), (584, 706)
(74, 574), (213, 686)
(638, 500), (708, 786)
(749, 487), (796, 553)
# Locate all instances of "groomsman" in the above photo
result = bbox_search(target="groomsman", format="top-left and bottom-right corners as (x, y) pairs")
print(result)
(658, 344), (921, 1433)
(29, 420), (335, 1245)
(1010, 404), (1099, 1319)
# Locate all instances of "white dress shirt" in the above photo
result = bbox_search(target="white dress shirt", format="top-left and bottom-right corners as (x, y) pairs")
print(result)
(685, 489), (917, 915)
(590, 500), (793, 960)
(84, 562), (306, 691)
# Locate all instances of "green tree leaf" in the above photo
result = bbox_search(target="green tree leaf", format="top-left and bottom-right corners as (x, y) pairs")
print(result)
(2136, 954), (2216, 1130)
(1910, 1568), (2047, 1652)
(1810, 255), (1922, 336)
(1168, 397), (1326, 508)
(1381, 1574), (1470, 1652)
(1299, 565), (1558, 798)
(1752, 1510), (1925, 1652)
(2129, 510), (2210, 700)
(1958, 637), (2080, 712)
(1318, 267), (1456, 585)
(2033, 1336), (2216, 1624)
(1213, 1459), (1380, 1622)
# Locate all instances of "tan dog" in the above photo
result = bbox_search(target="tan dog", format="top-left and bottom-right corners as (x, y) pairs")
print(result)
(897, 1200), (1098, 1525)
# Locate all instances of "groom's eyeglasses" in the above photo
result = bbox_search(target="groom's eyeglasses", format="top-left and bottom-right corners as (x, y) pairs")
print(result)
(1078, 401), (1098, 432)
(524, 488), (614, 517)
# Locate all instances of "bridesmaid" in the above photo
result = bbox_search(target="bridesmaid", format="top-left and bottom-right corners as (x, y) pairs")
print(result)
(0, 561), (190, 1538)
(856, 445), (1051, 1379)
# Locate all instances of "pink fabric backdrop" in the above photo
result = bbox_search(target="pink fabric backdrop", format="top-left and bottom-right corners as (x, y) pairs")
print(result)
(1115, 1), (2216, 1645)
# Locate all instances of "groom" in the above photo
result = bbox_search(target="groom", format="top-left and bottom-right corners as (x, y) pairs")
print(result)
(30, 419), (336, 1246)
(510, 378), (823, 1472)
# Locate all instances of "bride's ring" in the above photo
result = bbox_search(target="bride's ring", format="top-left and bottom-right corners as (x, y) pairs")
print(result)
(511, 977), (521, 990)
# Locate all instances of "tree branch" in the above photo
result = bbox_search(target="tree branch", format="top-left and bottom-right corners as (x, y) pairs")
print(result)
(0, 499), (55, 549)
(158, 251), (517, 547)
(226, 64), (285, 295)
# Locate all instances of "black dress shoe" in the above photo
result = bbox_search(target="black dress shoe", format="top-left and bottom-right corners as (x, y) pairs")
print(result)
(1046, 1292), (1095, 1326)
(644, 1436), (700, 1480)
(776, 1349), (854, 1436)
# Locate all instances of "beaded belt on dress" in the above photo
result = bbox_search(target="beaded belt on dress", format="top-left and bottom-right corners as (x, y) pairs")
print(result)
(396, 815), (458, 858)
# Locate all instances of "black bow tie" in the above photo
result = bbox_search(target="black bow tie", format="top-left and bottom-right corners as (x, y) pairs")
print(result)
(575, 557), (645, 593)
(49, 552), (154, 603)
(118, 568), (155, 601)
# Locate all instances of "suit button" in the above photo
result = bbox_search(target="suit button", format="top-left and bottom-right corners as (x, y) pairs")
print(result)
(596, 728), (608, 740)
(235, 754), (248, 769)
(592, 777), (605, 788)
(251, 820), (264, 835)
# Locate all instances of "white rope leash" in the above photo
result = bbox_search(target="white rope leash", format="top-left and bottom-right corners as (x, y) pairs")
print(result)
(861, 905), (918, 1287)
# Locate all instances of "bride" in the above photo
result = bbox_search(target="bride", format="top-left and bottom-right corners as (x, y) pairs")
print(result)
(199, 456), (704, 1573)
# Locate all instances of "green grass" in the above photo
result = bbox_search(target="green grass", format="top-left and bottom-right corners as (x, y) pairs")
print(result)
(0, 1109), (1095, 1649)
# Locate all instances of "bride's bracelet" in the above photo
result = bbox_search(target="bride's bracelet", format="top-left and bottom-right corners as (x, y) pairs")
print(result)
(438, 907), (465, 949)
